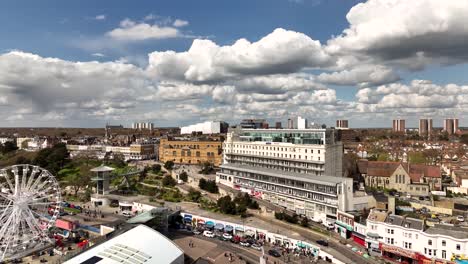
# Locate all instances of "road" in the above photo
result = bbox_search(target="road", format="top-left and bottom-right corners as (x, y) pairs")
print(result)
(170, 230), (330, 264)
(172, 184), (382, 264)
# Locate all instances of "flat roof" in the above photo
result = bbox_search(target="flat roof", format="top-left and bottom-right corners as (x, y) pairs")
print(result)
(90, 165), (115, 172)
(65, 225), (183, 264)
(220, 163), (345, 186)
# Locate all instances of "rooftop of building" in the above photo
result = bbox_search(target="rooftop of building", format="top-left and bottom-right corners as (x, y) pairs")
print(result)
(424, 224), (468, 240)
(90, 164), (115, 172)
(64, 224), (183, 264)
(220, 163), (346, 186)
(358, 160), (441, 180)
(367, 210), (388, 222)
(238, 128), (328, 132)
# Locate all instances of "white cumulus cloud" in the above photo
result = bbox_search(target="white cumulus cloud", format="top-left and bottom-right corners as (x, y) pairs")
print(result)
(106, 19), (180, 41)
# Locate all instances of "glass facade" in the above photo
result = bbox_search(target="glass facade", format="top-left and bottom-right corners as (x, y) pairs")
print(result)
(238, 131), (326, 145)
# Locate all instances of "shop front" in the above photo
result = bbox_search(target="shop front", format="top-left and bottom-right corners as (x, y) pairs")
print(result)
(335, 220), (353, 239)
(352, 231), (366, 247)
(380, 244), (419, 264)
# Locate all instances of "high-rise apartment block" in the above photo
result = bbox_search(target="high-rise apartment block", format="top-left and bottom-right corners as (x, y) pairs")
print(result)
(216, 127), (355, 223)
(392, 119), (405, 133)
(443, 118), (459, 135)
(418, 118), (432, 137)
(287, 118), (294, 129)
(336, 120), (349, 129)
(275, 122), (282, 129)
(295, 116), (308, 129)
(132, 122), (154, 130)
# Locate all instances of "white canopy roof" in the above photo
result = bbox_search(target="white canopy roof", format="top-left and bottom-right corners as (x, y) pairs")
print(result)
(65, 225), (183, 264)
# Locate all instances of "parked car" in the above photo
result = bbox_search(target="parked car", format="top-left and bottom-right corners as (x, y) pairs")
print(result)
(122, 211), (132, 217)
(193, 229), (202, 235)
(316, 240), (329, 247)
(326, 222), (335, 230)
(230, 235), (241, 244)
(203, 230), (215, 238)
(251, 244), (262, 251)
(218, 235), (229, 241)
(59, 211), (68, 216)
(239, 241), (251, 247)
(268, 249), (281, 257)
(222, 233), (233, 240)
(456, 215), (465, 222)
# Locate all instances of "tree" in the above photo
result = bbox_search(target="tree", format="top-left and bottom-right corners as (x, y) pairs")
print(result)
(15, 156), (31, 164)
(217, 195), (236, 214)
(187, 188), (202, 202)
(300, 217), (309, 227)
(198, 178), (207, 190)
(199, 179), (218, 193)
(33, 143), (70, 175)
(151, 164), (162, 173)
(461, 134), (468, 145)
(233, 193), (259, 209)
(0, 141), (18, 154)
(199, 162), (214, 174)
(179, 171), (188, 182)
(162, 175), (176, 187)
(62, 164), (91, 197)
(164, 161), (174, 171)
(108, 152), (126, 168)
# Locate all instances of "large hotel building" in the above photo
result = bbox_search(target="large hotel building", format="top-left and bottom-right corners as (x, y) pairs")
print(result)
(159, 138), (223, 166)
(216, 128), (365, 224)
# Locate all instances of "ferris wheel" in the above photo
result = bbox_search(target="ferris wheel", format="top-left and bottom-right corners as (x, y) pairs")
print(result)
(0, 164), (62, 261)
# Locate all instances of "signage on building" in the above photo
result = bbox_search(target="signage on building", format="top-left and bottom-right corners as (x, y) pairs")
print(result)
(380, 244), (417, 259)
(335, 220), (353, 231)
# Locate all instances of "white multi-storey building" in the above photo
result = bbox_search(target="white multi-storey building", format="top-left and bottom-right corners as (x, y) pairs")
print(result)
(295, 116), (308, 129)
(216, 128), (358, 223)
(180, 121), (228, 134)
(132, 122), (154, 130)
(366, 210), (468, 263)
(0, 137), (14, 144)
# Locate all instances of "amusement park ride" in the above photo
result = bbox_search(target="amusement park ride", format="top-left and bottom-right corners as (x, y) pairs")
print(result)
(0, 164), (62, 261)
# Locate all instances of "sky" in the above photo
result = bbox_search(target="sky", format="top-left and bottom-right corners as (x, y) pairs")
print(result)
(0, 0), (467, 128)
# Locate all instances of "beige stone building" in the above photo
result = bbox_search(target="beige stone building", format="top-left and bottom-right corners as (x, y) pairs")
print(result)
(159, 138), (223, 166)
(358, 160), (442, 196)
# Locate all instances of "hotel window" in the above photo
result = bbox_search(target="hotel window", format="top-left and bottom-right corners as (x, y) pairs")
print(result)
(456, 244), (461, 250)
(428, 240), (432, 246)
(442, 240), (446, 246)
(442, 250), (446, 259)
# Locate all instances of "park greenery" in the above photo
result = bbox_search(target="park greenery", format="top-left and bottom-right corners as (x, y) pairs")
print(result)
(162, 174), (177, 187)
(216, 193), (259, 215)
(0, 141), (18, 155)
(186, 188), (202, 202)
(164, 160), (174, 170)
(179, 171), (188, 182)
(198, 178), (219, 193)
(274, 212), (299, 224)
